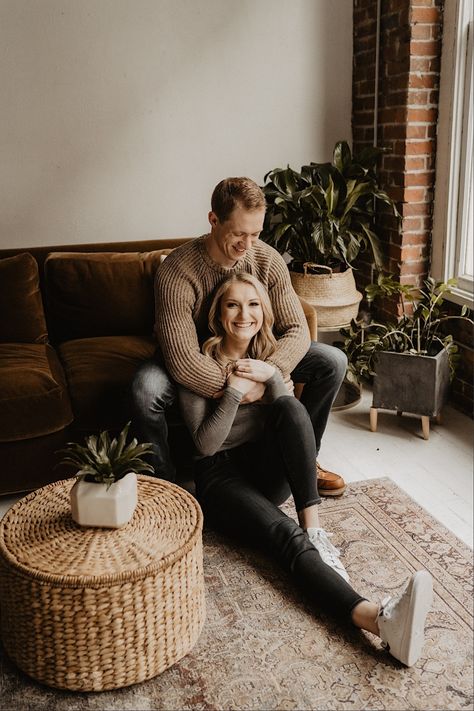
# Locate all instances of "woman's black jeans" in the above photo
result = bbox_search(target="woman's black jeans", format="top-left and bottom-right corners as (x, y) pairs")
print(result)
(194, 396), (365, 621)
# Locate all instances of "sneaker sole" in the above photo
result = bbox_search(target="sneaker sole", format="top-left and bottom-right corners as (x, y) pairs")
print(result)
(399, 570), (433, 667)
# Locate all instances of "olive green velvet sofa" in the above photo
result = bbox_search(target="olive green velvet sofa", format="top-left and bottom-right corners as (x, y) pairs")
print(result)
(0, 239), (317, 496)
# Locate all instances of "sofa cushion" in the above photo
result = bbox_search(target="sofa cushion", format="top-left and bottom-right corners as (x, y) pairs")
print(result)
(45, 249), (173, 342)
(58, 335), (156, 431)
(0, 253), (48, 344)
(0, 343), (73, 441)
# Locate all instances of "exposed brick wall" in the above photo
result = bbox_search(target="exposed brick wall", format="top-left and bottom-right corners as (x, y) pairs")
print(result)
(353, 0), (443, 306)
(352, 0), (473, 417)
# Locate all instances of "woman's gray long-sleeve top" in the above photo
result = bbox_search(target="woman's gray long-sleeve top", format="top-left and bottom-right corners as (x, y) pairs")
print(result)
(178, 372), (290, 458)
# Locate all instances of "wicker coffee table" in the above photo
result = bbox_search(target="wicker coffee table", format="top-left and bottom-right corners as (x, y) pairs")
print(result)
(0, 475), (205, 691)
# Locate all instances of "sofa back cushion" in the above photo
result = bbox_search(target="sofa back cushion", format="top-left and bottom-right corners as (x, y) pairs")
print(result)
(0, 252), (48, 344)
(45, 249), (172, 341)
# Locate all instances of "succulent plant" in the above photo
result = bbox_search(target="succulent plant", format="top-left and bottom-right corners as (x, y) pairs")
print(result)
(58, 421), (154, 489)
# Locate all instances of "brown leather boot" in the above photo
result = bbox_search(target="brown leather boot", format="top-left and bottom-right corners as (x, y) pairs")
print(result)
(317, 463), (346, 497)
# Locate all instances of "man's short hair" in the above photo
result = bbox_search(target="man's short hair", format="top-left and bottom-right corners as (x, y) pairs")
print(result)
(211, 177), (266, 223)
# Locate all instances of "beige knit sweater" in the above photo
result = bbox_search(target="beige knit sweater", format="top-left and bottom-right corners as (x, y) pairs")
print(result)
(154, 235), (310, 398)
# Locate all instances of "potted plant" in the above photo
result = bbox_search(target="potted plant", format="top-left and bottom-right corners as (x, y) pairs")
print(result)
(261, 140), (399, 327)
(58, 421), (154, 528)
(340, 275), (473, 439)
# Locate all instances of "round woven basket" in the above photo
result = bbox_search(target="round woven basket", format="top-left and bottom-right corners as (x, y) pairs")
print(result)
(0, 475), (205, 691)
(290, 263), (362, 328)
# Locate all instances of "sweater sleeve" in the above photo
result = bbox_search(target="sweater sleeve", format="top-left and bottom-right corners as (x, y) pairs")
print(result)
(264, 371), (291, 401)
(154, 253), (226, 398)
(178, 386), (243, 457)
(264, 250), (311, 378)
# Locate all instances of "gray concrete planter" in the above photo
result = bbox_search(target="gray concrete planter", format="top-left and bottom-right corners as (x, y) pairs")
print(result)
(370, 348), (450, 440)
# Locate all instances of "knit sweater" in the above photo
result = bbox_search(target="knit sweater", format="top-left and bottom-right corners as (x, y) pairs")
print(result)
(178, 371), (290, 457)
(154, 235), (310, 398)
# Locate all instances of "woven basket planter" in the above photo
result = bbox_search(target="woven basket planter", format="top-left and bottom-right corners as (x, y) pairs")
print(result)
(290, 263), (362, 328)
(0, 475), (205, 691)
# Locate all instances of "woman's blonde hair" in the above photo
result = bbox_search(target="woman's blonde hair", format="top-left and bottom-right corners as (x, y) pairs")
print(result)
(202, 273), (277, 365)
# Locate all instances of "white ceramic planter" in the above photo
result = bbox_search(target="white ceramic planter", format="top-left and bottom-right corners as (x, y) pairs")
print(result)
(70, 472), (138, 528)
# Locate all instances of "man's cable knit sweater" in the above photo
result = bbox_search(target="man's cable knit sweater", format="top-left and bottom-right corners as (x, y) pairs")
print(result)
(154, 235), (310, 399)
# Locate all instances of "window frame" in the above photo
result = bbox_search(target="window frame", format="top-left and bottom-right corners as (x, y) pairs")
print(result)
(431, 0), (473, 309)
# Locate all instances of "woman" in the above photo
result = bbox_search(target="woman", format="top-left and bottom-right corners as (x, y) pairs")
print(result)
(179, 272), (433, 667)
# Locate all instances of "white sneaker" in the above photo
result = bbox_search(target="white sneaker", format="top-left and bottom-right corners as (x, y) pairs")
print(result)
(307, 527), (350, 583)
(378, 570), (433, 667)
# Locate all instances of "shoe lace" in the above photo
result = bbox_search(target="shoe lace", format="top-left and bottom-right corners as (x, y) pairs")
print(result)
(379, 585), (406, 620)
(312, 530), (342, 563)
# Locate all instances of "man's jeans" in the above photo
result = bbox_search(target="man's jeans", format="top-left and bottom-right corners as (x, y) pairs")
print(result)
(131, 342), (347, 481)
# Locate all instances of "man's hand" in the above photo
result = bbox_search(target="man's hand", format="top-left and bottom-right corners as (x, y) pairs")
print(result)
(234, 358), (275, 383)
(227, 373), (265, 403)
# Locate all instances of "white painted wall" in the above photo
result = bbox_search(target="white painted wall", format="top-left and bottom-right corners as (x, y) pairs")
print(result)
(0, 0), (353, 248)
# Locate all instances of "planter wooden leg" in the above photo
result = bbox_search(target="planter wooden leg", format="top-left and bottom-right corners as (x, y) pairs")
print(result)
(435, 412), (442, 425)
(421, 416), (430, 440)
(370, 407), (378, 432)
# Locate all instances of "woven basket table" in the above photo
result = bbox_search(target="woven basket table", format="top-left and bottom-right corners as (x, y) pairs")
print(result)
(0, 475), (205, 691)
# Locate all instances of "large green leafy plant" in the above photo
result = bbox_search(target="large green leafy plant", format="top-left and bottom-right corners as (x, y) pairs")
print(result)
(261, 141), (399, 271)
(58, 421), (154, 489)
(341, 275), (473, 382)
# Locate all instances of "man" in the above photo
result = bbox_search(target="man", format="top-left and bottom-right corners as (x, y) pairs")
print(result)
(132, 177), (347, 495)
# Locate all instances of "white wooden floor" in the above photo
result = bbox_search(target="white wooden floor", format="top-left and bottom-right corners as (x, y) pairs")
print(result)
(319, 385), (473, 548)
(1, 386), (473, 547)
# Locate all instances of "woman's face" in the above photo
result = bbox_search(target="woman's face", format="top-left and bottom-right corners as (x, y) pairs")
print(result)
(219, 282), (264, 343)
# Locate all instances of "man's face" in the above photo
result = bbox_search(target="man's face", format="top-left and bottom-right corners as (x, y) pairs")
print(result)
(207, 205), (266, 267)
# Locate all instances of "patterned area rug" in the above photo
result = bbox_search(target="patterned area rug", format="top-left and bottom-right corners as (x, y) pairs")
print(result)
(0, 478), (472, 710)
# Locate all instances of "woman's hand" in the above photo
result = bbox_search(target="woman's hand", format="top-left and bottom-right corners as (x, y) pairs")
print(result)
(233, 358), (275, 383)
(227, 372), (261, 397)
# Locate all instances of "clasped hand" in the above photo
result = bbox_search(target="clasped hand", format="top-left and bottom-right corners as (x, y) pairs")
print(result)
(227, 359), (274, 404)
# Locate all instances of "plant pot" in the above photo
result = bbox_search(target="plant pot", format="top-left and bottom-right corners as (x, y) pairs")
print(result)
(370, 349), (450, 439)
(289, 263), (362, 328)
(70, 472), (138, 528)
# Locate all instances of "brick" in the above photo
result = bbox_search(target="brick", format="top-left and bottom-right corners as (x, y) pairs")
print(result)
(357, 20), (377, 38)
(411, 23), (432, 40)
(387, 90), (409, 107)
(402, 216), (423, 231)
(405, 156), (425, 170)
(403, 187), (429, 202)
(386, 58), (411, 76)
(410, 57), (434, 73)
(406, 124), (428, 139)
(379, 107), (407, 123)
(401, 245), (425, 260)
(404, 171), (435, 186)
(410, 40), (441, 57)
(400, 260), (430, 275)
(383, 155), (406, 171)
(381, 124), (408, 140)
(401, 232), (431, 245)
(400, 202), (432, 216)
(409, 73), (438, 89)
(407, 107), (437, 122)
(358, 79), (376, 95)
(354, 96), (376, 111)
(407, 89), (431, 104)
(410, 7), (441, 23)
(388, 75), (410, 92)
(405, 140), (435, 154)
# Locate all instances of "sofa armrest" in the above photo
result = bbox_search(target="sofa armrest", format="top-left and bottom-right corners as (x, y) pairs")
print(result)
(298, 296), (318, 341)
